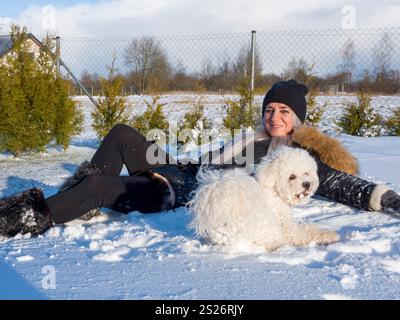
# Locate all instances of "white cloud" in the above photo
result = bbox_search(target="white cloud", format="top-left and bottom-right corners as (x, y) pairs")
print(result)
(1, 0), (399, 79)
(0, 0), (399, 37)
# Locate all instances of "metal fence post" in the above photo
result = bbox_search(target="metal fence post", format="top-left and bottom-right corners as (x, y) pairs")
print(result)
(250, 30), (256, 92)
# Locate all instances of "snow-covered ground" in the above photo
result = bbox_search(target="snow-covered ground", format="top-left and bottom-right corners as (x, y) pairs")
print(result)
(1, 94), (400, 300)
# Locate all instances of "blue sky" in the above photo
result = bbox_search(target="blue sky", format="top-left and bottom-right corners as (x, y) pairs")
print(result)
(2, 0), (98, 18)
(1, 0), (399, 37)
(0, 1), (398, 80)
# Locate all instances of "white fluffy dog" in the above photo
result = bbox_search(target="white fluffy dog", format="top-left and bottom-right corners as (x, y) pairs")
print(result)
(188, 146), (339, 251)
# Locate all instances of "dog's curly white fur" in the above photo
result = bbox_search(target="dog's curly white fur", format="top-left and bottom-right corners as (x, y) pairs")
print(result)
(188, 146), (339, 251)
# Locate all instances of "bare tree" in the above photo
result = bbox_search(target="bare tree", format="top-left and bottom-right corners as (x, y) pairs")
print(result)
(170, 60), (200, 91)
(338, 38), (356, 91)
(216, 56), (235, 91)
(80, 70), (100, 95)
(125, 36), (171, 94)
(373, 32), (394, 83)
(200, 57), (216, 81)
(282, 57), (309, 83)
(199, 57), (217, 90)
(233, 45), (263, 87)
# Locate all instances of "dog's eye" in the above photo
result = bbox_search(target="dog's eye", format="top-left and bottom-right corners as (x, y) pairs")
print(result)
(289, 174), (296, 180)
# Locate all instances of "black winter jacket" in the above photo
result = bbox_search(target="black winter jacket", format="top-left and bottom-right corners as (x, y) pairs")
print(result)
(149, 127), (377, 211)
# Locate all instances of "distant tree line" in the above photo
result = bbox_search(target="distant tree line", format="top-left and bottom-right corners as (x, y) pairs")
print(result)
(71, 33), (400, 96)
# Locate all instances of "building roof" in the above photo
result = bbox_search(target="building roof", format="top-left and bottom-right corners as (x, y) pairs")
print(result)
(0, 33), (50, 58)
(0, 35), (12, 57)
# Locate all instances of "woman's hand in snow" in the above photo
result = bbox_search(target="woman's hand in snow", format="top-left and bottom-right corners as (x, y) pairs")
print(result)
(381, 190), (400, 215)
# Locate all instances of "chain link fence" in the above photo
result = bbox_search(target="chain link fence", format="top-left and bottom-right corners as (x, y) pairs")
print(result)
(53, 28), (400, 140)
(1, 27), (400, 154)
(58, 28), (400, 96)
(60, 32), (252, 95)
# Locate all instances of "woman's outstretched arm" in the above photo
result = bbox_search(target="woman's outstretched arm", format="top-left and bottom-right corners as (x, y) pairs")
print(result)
(315, 158), (400, 214)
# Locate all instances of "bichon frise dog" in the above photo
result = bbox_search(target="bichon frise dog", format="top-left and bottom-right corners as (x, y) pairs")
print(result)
(188, 146), (339, 251)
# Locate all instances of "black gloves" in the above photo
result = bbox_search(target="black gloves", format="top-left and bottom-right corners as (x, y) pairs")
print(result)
(381, 190), (400, 214)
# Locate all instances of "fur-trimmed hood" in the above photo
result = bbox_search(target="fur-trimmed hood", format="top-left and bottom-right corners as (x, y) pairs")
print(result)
(292, 125), (359, 175)
(206, 124), (359, 175)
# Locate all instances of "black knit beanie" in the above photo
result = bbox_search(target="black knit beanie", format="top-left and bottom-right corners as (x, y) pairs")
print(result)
(262, 79), (308, 123)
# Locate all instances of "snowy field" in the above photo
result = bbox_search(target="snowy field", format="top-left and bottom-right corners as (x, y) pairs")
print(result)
(1, 94), (400, 300)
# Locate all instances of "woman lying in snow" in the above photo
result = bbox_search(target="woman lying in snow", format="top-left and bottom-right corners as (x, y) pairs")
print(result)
(0, 80), (399, 238)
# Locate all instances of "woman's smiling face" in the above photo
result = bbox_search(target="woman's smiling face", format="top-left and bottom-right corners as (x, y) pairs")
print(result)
(263, 102), (295, 137)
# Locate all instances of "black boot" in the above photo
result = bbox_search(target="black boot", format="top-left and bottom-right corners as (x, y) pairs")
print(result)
(0, 188), (54, 238)
(58, 161), (103, 221)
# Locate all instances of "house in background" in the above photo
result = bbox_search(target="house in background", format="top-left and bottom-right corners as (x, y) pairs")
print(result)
(0, 33), (97, 105)
(0, 33), (56, 66)
(0, 35), (13, 58)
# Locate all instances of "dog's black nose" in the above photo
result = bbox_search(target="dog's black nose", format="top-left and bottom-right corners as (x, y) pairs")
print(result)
(302, 181), (311, 190)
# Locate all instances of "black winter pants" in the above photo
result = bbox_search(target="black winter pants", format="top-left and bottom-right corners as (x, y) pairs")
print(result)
(45, 124), (171, 224)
